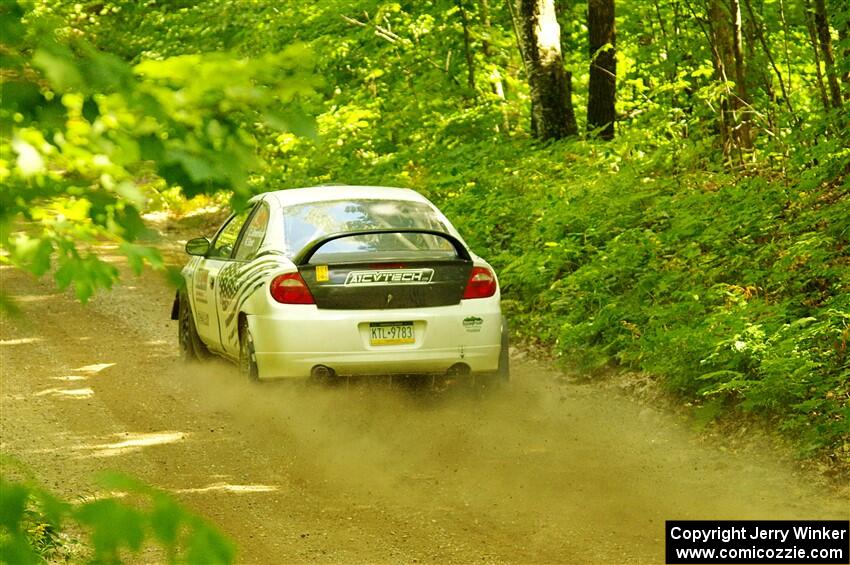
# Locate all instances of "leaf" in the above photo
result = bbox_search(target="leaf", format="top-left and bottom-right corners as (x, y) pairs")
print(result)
(0, 536), (41, 565)
(0, 479), (29, 532)
(0, 292), (21, 315)
(120, 243), (164, 275)
(0, 1), (26, 47)
(789, 317), (818, 328)
(0, 80), (43, 116)
(166, 149), (218, 183)
(148, 496), (180, 546)
(31, 488), (70, 529)
(263, 107), (318, 139)
(10, 235), (53, 276)
(114, 204), (148, 241)
(54, 254), (118, 303)
(11, 139), (45, 177)
(34, 97), (68, 131)
(80, 46), (134, 93)
(32, 47), (84, 92)
(165, 266), (186, 290)
(82, 96), (100, 123)
(75, 499), (146, 557)
(114, 181), (146, 208)
(184, 521), (236, 565)
(138, 134), (165, 162)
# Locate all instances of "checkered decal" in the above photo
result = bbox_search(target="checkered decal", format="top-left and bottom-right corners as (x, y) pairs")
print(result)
(218, 263), (241, 310)
(217, 255), (287, 343)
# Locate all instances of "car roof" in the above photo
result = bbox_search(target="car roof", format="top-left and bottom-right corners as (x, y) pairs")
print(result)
(259, 185), (432, 207)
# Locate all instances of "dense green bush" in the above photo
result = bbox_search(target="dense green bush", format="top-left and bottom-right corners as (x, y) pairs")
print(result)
(417, 140), (849, 461)
(272, 123), (848, 460)
(244, 57), (849, 458)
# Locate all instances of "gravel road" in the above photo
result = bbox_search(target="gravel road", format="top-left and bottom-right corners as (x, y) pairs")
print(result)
(1, 238), (847, 564)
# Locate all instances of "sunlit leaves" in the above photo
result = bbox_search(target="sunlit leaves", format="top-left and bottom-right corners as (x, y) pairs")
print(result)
(263, 107), (319, 139)
(120, 242), (164, 275)
(54, 253), (118, 302)
(2, 234), (54, 277)
(32, 46), (85, 92)
(0, 2), (319, 307)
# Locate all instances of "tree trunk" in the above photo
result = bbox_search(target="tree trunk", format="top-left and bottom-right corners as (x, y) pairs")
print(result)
(834, 0), (850, 100)
(704, 0), (753, 158)
(554, 0), (573, 58)
(813, 0), (843, 108)
(479, 0), (511, 130)
(729, 0), (753, 151)
(743, 0), (794, 116)
(837, 10), (850, 100)
(514, 0), (578, 139)
(706, 0), (736, 156)
(804, 0), (832, 111)
(587, 0), (616, 139)
(458, 0), (477, 93)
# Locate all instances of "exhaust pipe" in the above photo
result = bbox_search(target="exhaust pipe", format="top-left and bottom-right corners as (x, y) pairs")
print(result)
(446, 363), (471, 377)
(311, 365), (335, 380)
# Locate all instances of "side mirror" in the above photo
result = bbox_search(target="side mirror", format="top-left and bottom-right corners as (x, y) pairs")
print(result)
(185, 237), (210, 256)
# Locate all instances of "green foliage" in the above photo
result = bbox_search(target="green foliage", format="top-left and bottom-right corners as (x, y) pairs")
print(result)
(418, 140), (849, 460)
(4, 0), (848, 463)
(0, 470), (234, 564)
(193, 0), (844, 459)
(0, 1), (319, 306)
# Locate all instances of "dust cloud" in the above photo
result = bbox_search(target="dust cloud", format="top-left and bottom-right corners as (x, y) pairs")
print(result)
(172, 358), (848, 563)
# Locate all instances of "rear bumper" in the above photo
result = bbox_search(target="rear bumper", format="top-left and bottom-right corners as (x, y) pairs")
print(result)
(249, 301), (502, 379)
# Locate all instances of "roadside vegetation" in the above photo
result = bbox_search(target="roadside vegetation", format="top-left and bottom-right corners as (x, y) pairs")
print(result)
(0, 462), (233, 564)
(1, 0), (848, 557)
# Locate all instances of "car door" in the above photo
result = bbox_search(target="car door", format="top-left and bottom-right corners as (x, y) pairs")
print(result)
(216, 202), (272, 356)
(192, 207), (254, 352)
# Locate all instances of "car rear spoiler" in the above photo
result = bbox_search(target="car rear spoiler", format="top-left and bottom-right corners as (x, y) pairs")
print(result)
(293, 229), (471, 265)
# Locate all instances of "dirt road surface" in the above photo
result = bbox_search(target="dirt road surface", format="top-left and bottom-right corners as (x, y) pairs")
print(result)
(1, 238), (848, 564)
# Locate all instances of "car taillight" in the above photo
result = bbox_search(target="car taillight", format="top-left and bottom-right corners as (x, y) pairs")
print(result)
(463, 266), (497, 299)
(270, 273), (315, 304)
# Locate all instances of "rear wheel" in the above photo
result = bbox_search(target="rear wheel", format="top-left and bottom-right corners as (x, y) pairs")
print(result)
(239, 320), (260, 382)
(178, 292), (209, 361)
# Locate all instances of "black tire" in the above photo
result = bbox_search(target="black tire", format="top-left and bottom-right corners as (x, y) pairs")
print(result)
(178, 291), (209, 361)
(239, 320), (260, 382)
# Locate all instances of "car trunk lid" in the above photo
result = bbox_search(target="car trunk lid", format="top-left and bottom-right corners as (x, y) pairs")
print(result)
(293, 229), (473, 310)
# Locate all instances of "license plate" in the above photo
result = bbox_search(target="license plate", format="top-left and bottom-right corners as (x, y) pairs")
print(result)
(369, 322), (415, 345)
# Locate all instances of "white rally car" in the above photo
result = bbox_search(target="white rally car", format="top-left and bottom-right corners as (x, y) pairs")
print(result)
(172, 185), (508, 384)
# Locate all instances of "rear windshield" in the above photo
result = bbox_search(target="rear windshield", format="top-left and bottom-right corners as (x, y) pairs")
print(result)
(282, 199), (455, 259)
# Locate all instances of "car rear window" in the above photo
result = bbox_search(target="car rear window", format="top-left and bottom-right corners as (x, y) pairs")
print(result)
(282, 199), (455, 259)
